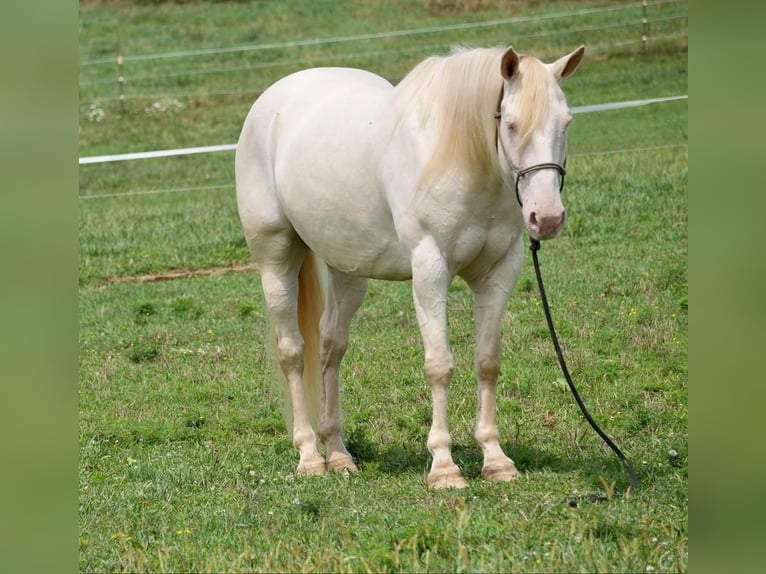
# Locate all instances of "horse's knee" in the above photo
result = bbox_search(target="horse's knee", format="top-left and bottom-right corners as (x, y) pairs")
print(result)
(425, 353), (454, 385)
(277, 336), (304, 371)
(476, 355), (500, 383)
(320, 335), (348, 366)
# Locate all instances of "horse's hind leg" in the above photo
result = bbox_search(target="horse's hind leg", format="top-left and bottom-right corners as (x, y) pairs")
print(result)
(320, 269), (368, 472)
(237, 113), (325, 475)
(257, 237), (326, 476)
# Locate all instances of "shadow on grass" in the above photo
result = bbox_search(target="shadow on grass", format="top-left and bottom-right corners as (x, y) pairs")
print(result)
(345, 425), (637, 492)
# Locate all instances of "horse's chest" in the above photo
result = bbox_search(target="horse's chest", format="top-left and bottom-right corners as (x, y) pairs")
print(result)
(395, 190), (519, 273)
(451, 224), (491, 265)
(450, 215), (517, 270)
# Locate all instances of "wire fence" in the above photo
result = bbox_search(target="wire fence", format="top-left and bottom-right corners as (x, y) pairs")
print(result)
(79, 3), (648, 66)
(79, 17), (686, 93)
(79, 0), (687, 108)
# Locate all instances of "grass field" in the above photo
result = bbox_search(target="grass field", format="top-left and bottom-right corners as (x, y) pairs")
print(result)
(79, 1), (687, 572)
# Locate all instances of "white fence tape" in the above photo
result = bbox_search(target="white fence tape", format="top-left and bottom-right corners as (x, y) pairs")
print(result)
(78, 143), (237, 165)
(79, 143), (687, 201)
(571, 94), (687, 114)
(78, 95), (687, 166)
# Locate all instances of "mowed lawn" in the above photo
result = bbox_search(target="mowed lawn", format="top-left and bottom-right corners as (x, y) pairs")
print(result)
(79, 1), (687, 572)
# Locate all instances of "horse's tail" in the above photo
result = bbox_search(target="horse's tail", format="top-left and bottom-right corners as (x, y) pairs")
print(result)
(296, 250), (324, 432)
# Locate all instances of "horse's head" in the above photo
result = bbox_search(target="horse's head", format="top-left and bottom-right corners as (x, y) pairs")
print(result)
(496, 46), (585, 241)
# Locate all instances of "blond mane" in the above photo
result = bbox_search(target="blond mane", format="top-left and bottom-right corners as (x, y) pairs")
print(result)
(393, 47), (553, 187)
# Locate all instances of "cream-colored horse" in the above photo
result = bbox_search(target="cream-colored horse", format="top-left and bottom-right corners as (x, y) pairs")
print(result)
(236, 45), (584, 488)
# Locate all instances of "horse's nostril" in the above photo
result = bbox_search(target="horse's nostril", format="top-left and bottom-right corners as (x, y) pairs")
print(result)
(529, 212), (538, 227)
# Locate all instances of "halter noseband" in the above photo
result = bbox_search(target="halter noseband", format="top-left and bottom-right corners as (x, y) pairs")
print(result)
(514, 162), (566, 208)
(493, 111), (567, 208)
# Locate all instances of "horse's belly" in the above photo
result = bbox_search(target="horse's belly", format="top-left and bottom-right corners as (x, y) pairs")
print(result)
(290, 197), (412, 280)
(323, 241), (412, 280)
(276, 139), (411, 279)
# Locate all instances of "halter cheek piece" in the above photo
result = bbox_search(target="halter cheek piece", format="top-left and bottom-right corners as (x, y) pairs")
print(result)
(493, 111), (567, 208)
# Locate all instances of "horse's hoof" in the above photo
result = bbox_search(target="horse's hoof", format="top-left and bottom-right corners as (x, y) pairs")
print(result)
(482, 462), (520, 482)
(326, 453), (359, 473)
(428, 467), (469, 489)
(297, 459), (327, 476)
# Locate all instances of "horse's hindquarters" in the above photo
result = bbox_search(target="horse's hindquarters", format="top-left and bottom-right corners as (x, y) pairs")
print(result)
(248, 69), (411, 280)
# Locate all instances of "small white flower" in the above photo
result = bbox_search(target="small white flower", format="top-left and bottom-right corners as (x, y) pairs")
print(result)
(87, 102), (105, 122)
(144, 97), (184, 115)
(668, 449), (678, 458)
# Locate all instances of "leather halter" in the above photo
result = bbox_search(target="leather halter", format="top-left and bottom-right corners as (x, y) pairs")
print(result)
(514, 162), (566, 209)
(493, 110), (567, 208)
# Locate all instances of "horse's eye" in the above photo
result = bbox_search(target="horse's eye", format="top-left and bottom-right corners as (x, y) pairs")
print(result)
(506, 122), (517, 133)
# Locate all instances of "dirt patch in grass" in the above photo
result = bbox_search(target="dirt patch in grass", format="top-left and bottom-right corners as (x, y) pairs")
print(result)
(108, 263), (258, 284)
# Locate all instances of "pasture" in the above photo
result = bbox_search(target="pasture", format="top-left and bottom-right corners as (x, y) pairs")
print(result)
(79, 1), (687, 572)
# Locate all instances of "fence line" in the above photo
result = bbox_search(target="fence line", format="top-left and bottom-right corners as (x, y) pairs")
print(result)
(81, 184), (233, 200)
(79, 26), (688, 106)
(81, 4), (639, 67)
(79, 94), (687, 166)
(79, 144), (237, 165)
(573, 142), (686, 157)
(81, 15), (688, 88)
(79, 143), (687, 201)
(572, 94), (687, 114)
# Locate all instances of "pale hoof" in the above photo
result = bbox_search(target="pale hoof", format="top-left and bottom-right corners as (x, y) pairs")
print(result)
(428, 466), (469, 489)
(297, 459), (327, 476)
(326, 453), (359, 473)
(482, 462), (520, 482)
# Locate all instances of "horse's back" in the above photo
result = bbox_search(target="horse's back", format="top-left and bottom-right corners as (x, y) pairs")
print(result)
(240, 67), (393, 147)
(260, 66), (392, 108)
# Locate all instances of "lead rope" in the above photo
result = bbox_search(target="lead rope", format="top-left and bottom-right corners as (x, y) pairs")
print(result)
(529, 238), (637, 506)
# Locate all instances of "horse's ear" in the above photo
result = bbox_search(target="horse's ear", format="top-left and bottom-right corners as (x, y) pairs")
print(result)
(550, 45), (585, 81)
(501, 47), (520, 81)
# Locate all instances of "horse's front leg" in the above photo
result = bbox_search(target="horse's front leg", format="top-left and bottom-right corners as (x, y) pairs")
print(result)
(411, 239), (468, 489)
(467, 241), (524, 482)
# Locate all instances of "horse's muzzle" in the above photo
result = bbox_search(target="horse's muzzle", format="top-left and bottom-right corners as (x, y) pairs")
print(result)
(527, 209), (566, 240)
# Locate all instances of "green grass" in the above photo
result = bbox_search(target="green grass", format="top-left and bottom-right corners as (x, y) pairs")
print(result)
(79, 1), (687, 572)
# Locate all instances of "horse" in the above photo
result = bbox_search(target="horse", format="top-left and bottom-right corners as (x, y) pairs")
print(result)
(235, 45), (585, 489)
